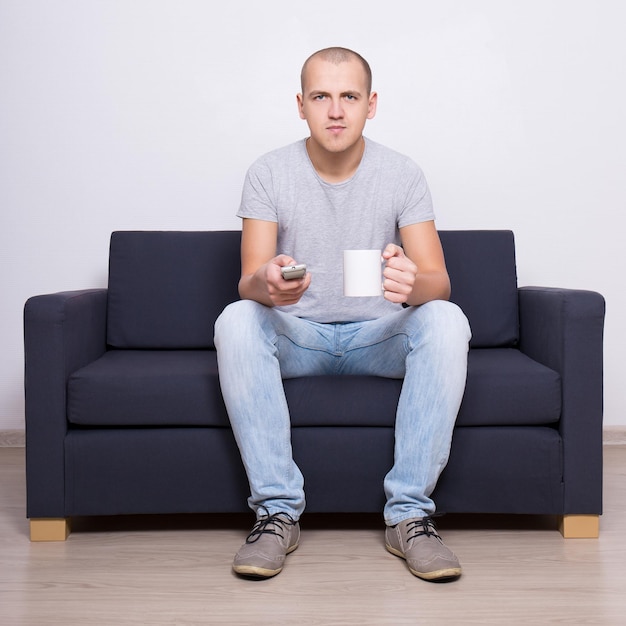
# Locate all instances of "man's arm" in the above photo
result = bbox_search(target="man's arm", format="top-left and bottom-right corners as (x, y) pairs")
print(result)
(238, 218), (311, 307)
(382, 220), (451, 306)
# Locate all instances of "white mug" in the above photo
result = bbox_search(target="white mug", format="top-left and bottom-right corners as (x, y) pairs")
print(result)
(343, 250), (383, 297)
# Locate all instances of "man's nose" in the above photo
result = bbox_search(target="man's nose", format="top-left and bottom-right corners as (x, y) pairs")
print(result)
(328, 98), (344, 118)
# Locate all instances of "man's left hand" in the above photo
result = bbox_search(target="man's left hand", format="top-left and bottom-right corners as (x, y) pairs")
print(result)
(381, 244), (418, 304)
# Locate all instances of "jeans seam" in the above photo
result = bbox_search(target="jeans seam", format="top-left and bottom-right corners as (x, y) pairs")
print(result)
(276, 332), (337, 355)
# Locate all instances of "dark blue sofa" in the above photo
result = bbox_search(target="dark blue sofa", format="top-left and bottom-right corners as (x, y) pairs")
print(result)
(23, 230), (605, 540)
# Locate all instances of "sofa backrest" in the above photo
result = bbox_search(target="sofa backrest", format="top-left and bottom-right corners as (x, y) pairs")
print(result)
(107, 231), (241, 349)
(440, 230), (518, 347)
(106, 229), (518, 349)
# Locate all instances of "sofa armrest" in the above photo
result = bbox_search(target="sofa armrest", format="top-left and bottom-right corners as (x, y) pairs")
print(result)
(518, 286), (605, 514)
(24, 289), (108, 518)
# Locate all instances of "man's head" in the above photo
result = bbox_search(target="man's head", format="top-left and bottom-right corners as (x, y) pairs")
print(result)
(300, 47), (372, 96)
(297, 47), (377, 157)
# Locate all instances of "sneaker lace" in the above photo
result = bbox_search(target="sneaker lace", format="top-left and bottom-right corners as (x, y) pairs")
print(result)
(245, 507), (297, 545)
(406, 517), (443, 544)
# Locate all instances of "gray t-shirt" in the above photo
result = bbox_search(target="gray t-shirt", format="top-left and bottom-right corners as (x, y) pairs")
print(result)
(237, 137), (435, 323)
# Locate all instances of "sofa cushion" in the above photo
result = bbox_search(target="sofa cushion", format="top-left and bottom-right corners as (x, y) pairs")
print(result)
(68, 348), (560, 428)
(440, 230), (519, 348)
(456, 348), (561, 426)
(107, 231), (241, 349)
(68, 350), (230, 427)
(106, 229), (517, 350)
(285, 348), (561, 427)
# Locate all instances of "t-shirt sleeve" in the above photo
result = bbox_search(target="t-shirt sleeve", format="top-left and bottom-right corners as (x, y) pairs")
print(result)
(396, 160), (436, 229)
(236, 158), (279, 223)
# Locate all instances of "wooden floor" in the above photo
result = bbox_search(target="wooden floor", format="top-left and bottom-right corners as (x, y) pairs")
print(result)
(2, 447), (625, 625)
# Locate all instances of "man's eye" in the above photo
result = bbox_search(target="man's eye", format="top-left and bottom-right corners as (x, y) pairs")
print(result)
(345, 94), (356, 100)
(314, 94), (326, 101)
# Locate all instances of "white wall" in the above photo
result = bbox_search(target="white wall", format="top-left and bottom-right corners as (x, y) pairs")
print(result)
(1, 0), (624, 429)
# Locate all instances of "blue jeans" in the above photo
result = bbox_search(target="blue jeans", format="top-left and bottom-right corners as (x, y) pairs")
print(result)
(214, 300), (471, 526)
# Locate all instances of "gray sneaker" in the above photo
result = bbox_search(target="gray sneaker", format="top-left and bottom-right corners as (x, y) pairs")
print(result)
(233, 510), (300, 578)
(385, 517), (462, 581)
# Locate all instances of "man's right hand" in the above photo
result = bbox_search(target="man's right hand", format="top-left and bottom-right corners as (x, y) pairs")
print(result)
(261, 255), (311, 306)
(240, 254), (311, 307)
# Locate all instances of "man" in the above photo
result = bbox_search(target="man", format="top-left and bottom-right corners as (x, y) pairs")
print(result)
(214, 47), (471, 582)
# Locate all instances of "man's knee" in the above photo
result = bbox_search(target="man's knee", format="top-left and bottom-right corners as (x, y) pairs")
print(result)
(409, 300), (472, 346)
(214, 300), (267, 347)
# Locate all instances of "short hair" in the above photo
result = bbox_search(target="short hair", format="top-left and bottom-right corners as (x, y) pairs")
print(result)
(300, 47), (372, 95)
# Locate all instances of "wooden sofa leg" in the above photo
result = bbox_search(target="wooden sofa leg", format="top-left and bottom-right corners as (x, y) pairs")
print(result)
(30, 518), (71, 541)
(559, 514), (600, 538)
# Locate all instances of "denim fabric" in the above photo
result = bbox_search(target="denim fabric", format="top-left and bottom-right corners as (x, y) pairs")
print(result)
(214, 299), (471, 525)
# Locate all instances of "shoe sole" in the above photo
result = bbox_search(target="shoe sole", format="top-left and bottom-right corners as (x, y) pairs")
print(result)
(233, 543), (299, 578)
(385, 543), (462, 582)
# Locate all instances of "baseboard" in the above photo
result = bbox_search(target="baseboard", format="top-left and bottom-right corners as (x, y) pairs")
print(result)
(603, 426), (626, 445)
(0, 430), (25, 447)
(2, 428), (626, 448)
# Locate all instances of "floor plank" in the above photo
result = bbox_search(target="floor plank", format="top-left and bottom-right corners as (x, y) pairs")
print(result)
(1, 446), (625, 625)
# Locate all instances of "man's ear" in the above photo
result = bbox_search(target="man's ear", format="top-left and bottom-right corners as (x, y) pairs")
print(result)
(296, 93), (306, 120)
(367, 91), (378, 120)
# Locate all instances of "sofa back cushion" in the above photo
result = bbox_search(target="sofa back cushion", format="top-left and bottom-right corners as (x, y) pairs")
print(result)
(107, 231), (241, 349)
(106, 229), (518, 349)
(440, 230), (518, 347)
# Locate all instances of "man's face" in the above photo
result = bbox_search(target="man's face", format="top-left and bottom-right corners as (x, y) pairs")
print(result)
(297, 57), (377, 155)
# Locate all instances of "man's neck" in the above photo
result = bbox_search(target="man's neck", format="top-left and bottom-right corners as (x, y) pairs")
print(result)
(305, 137), (365, 184)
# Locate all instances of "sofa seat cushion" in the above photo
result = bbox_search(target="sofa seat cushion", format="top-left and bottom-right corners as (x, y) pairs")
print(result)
(457, 348), (561, 426)
(68, 347), (561, 428)
(68, 350), (230, 427)
(285, 348), (561, 427)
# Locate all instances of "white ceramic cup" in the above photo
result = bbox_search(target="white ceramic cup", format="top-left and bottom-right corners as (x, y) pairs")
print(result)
(343, 249), (383, 297)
